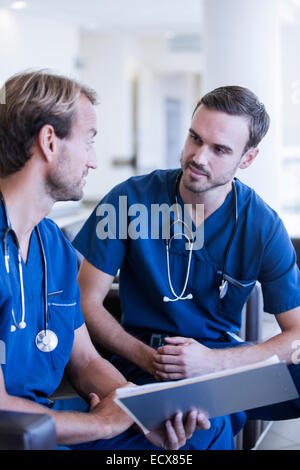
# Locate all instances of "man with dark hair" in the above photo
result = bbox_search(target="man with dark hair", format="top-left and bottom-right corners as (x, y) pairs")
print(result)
(0, 70), (215, 450)
(195, 86), (270, 152)
(73, 85), (300, 440)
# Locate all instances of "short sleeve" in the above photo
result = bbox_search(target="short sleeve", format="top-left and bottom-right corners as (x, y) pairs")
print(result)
(259, 217), (300, 314)
(74, 283), (85, 330)
(73, 184), (128, 276)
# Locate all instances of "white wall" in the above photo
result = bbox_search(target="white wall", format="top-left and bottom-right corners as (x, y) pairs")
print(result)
(79, 32), (137, 200)
(0, 9), (79, 82)
(203, 0), (281, 211)
(137, 71), (199, 173)
(79, 32), (203, 199)
(136, 37), (202, 174)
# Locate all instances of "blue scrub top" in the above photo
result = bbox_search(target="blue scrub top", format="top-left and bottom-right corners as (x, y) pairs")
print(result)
(73, 169), (300, 341)
(0, 211), (84, 405)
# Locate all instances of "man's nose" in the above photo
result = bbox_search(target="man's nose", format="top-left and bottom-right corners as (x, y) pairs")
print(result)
(192, 145), (209, 166)
(88, 149), (98, 170)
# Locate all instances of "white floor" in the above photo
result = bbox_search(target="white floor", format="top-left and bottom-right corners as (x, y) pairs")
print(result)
(255, 419), (300, 450)
(253, 313), (300, 450)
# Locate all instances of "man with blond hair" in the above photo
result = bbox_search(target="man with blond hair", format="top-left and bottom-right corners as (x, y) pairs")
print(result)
(0, 70), (233, 450)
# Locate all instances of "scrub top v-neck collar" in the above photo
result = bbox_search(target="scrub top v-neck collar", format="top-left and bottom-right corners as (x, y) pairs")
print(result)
(0, 198), (40, 267)
(0, 202), (44, 305)
(21, 228), (40, 269)
(168, 170), (235, 245)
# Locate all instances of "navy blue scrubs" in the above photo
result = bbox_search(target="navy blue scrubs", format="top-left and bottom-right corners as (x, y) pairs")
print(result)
(74, 169), (300, 339)
(0, 217), (84, 405)
(0, 208), (234, 450)
(73, 169), (300, 430)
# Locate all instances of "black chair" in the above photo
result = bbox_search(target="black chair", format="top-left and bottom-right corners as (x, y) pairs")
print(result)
(236, 283), (265, 450)
(0, 411), (56, 450)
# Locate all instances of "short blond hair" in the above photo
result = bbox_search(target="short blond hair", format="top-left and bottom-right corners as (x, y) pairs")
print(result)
(0, 70), (98, 177)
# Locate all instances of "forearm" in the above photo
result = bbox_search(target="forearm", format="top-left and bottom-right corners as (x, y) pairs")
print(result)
(1, 393), (104, 446)
(85, 303), (155, 373)
(215, 329), (300, 372)
(68, 354), (128, 399)
(154, 322), (300, 380)
(78, 262), (156, 374)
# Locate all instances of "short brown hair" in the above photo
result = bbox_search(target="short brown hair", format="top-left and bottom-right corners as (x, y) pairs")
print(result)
(0, 70), (98, 177)
(193, 86), (270, 154)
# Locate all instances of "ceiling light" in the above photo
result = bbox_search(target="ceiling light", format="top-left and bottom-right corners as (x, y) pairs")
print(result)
(10, 1), (27, 10)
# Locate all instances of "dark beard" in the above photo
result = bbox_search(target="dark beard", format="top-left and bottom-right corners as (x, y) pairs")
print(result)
(180, 155), (234, 194)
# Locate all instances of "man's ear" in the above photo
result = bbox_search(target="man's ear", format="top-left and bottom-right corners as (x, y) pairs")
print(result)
(239, 148), (259, 170)
(37, 124), (59, 163)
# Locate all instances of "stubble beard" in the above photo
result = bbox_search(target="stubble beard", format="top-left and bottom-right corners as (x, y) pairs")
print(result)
(180, 153), (237, 195)
(45, 150), (84, 203)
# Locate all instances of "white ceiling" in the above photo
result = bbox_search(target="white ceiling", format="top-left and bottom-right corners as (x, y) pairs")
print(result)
(0, 0), (204, 35)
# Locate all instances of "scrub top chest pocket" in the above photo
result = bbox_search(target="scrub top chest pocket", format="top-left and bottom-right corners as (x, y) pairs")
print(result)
(216, 271), (257, 318)
(47, 295), (78, 370)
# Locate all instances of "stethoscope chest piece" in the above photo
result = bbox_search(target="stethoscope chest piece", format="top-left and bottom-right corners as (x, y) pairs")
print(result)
(35, 329), (58, 353)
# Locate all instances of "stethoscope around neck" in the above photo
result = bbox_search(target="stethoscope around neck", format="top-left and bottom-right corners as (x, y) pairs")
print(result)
(162, 171), (238, 302)
(163, 197), (194, 302)
(1, 192), (58, 352)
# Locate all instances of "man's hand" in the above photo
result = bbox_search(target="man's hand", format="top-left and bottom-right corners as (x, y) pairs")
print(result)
(145, 410), (211, 450)
(89, 382), (210, 450)
(135, 343), (160, 377)
(153, 337), (219, 380)
(88, 384), (134, 439)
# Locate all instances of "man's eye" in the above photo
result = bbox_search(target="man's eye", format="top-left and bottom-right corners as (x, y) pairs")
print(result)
(190, 133), (201, 143)
(214, 146), (225, 154)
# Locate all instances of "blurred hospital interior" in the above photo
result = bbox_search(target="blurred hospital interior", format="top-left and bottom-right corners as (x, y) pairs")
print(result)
(0, 0), (299, 237)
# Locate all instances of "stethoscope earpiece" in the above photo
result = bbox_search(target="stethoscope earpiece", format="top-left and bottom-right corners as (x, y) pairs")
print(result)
(11, 321), (26, 332)
(163, 293), (193, 303)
